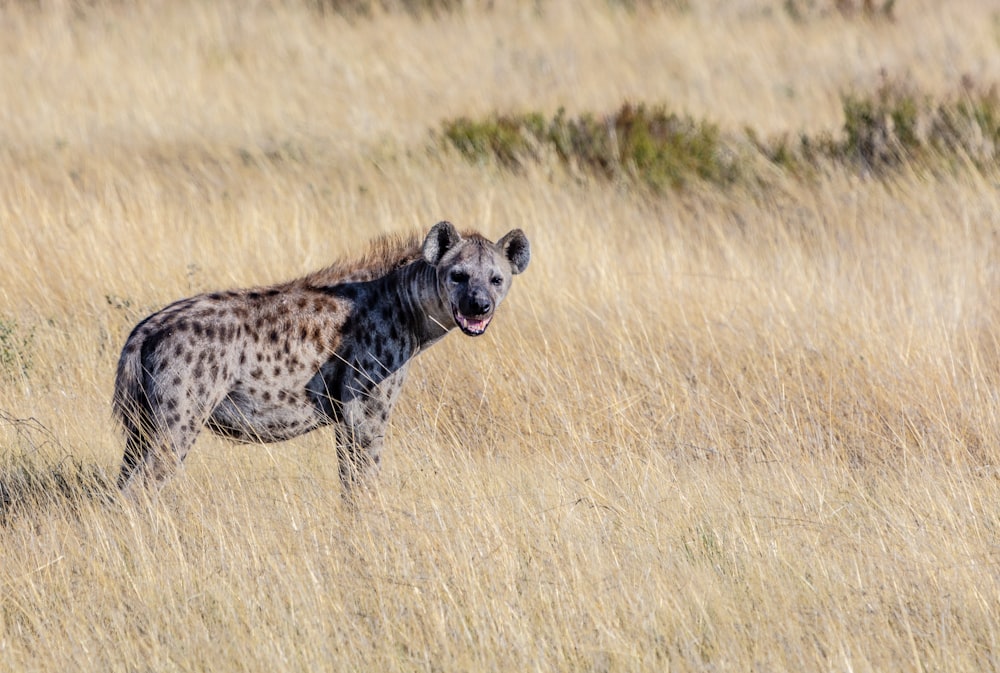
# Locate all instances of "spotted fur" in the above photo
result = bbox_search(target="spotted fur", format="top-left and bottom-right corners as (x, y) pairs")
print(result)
(113, 221), (530, 498)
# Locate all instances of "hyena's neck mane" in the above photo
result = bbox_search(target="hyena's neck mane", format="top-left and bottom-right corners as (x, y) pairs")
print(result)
(303, 232), (424, 286)
(300, 228), (485, 287)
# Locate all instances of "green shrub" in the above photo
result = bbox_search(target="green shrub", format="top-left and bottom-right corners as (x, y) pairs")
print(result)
(442, 81), (1000, 193)
(550, 104), (736, 189)
(441, 104), (739, 192)
(609, 103), (735, 189)
(932, 86), (1000, 164)
(840, 79), (926, 170)
(442, 113), (548, 170)
(751, 78), (1000, 175)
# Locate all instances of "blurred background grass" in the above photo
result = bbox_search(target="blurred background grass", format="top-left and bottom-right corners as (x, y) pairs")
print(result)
(1, 1), (999, 670)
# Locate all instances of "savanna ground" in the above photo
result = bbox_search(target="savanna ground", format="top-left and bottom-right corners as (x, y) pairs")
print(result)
(2, 0), (1000, 670)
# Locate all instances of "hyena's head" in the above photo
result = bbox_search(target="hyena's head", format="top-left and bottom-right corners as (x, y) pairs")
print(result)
(422, 221), (530, 336)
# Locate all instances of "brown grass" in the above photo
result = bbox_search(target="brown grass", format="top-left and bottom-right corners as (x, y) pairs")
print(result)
(2, 0), (1000, 670)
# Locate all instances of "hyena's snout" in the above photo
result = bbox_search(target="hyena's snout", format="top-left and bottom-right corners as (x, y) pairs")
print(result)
(453, 286), (498, 336)
(459, 288), (493, 318)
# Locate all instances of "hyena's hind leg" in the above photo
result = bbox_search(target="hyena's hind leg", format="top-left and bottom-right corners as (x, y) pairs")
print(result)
(116, 407), (154, 490)
(116, 387), (218, 498)
(118, 424), (197, 496)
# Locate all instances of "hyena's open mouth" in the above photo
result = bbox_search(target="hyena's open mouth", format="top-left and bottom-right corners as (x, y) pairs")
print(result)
(452, 305), (493, 336)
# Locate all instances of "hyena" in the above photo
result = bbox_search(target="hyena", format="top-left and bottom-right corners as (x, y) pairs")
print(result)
(113, 221), (530, 498)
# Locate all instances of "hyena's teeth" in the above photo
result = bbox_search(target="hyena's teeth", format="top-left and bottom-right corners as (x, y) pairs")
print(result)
(456, 312), (489, 333)
(455, 309), (487, 333)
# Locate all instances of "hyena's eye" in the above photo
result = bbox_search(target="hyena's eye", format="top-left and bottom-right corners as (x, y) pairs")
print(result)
(490, 275), (503, 287)
(449, 270), (469, 284)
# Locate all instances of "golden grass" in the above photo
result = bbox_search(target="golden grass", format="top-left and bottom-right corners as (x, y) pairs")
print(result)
(2, 0), (1000, 670)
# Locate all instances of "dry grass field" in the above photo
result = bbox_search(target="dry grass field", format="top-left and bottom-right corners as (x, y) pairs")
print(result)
(2, 0), (1000, 670)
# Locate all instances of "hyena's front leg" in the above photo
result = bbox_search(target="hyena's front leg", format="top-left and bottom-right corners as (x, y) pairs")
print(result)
(335, 397), (390, 496)
(336, 369), (407, 497)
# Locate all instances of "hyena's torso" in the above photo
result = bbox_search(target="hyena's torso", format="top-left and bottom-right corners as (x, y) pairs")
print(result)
(114, 221), (530, 497)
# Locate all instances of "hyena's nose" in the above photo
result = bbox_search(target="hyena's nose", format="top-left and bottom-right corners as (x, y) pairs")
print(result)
(460, 294), (493, 317)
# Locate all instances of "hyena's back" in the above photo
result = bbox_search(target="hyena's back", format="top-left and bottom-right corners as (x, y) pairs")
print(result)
(113, 286), (349, 486)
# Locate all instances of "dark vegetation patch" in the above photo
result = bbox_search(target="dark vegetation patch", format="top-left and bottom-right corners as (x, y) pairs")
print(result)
(784, 0), (896, 22)
(305, 0), (691, 18)
(308, 0), (889, 20)
(440, 78), (1000, 193)
(3, 0), (894, 20)
(307, 0), (468, 18)
(761, 77), (1000, 175)
(0, 317), (33, 382)
(0, 413), (112, 524)
(442, 104), (739, 193)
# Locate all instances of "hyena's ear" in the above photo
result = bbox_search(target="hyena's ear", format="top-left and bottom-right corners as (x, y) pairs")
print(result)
(497, 229), (530, 275)
(422, 221), (462, 266)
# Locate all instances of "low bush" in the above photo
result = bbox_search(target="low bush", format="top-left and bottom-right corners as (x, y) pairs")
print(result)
(441, 79), (1000, 191)
(442, 103), (740, 192)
